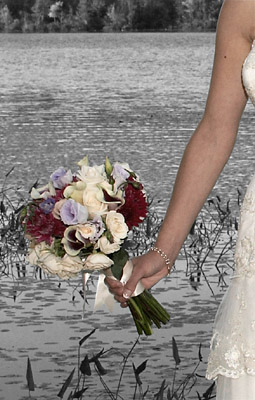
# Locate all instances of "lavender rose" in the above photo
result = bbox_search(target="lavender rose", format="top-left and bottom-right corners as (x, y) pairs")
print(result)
(112, 163), (130, 190)
(50, 167), (73, 189)
(60, 199), (88, 225)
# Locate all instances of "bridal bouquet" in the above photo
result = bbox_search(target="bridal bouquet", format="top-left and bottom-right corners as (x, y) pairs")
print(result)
(21, 156), (170, 335)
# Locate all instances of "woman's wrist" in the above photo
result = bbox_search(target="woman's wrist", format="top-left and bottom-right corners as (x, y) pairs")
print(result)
(150, 246), (172, 275)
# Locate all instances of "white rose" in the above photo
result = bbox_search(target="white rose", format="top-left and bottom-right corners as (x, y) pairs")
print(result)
(77, 165), (106, 185)
(84, 253), (113, 271)
(28, 242), (62, 274)
(27, 241), (48, 265)
(106, 210), (128, 241)
(27, 242), (84, 279)
(97, 236), (120, 254)
(37, 251), (63, 275)
(58, 255), (84, 279)
(83, 186), (108, 217)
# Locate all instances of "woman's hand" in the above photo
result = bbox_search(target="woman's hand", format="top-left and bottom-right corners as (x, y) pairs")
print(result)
(105, 250), (172, 307)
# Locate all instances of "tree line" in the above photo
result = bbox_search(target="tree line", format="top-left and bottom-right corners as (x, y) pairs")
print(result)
(0, 0), (223, 33)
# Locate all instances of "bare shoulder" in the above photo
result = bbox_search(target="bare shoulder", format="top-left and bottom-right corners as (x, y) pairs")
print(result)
(219, 0), (255, 42)
(202, 0), (255, 130)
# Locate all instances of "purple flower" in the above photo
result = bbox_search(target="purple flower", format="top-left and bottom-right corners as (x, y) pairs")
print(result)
(112, 163), (130, 189)
(113, 164), (130, 180)
(50, 167), (73, 189)
(39, 198), (56, 214)
(60, 199), (88, 225)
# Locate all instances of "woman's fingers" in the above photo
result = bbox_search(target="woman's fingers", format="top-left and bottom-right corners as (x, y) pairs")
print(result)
(104, 277), (124, 296)
(114, 294), (128, 308)
(104, 277), (122, 289)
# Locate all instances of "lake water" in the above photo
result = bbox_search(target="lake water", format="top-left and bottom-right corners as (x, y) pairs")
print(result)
(1, 32), (255, 399)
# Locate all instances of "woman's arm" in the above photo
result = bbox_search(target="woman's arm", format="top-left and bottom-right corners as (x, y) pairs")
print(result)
(107, 0), (255, 304)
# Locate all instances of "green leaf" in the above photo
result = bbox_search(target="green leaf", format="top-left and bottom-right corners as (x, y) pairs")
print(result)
(172, 337), (181, 365)
(203, 382), (215, 399)
(26, 357), (35, 392)
(79, 328), (96, 347)
(110, 248), (129, 280)
(136, 360), (148, 375)
(57, 368), (75, 398)
(80, 355), (91, 376)
(198, 343), (203, 362)
(89, 348), (104, 363)
(133, 360), (148, 386)
(0, 200), (6, 214)
(73, 388), (88, 398)
(133, 362), (142, 386)
(94, 358), (107, 375)
(53, 238), (65, 257)
(154, 380), (167, 400)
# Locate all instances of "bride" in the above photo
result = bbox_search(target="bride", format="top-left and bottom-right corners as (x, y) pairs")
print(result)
(106, 0), (255, 398)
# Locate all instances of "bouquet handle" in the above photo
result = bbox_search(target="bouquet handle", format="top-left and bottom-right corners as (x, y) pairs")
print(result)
(94, 260), (145, 312)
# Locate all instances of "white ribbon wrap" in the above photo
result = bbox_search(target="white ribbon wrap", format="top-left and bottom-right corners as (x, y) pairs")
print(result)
(93, 259), (145, 312)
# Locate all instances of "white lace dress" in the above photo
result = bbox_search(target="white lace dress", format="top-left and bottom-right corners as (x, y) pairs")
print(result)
(206, 41), (255, 399)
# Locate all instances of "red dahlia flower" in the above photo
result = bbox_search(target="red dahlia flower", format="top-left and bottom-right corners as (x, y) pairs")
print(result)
(26, 207), (66, 245)
(118, 178), (148, 230)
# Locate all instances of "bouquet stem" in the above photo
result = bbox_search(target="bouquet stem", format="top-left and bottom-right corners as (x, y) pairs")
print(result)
(128, 290), (170, 336)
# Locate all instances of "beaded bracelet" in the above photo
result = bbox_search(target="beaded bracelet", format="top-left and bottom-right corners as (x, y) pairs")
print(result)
(150, 246), (172, 275)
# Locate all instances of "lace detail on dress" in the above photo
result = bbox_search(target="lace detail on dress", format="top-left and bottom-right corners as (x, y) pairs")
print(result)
(207, 328), (255, 379)
(206, 279), (255, 380)
(234, 238), (255, 278)
(206, 174), (255, 378)
(241, 192), (255, 214)
(242, 40), (255, 105)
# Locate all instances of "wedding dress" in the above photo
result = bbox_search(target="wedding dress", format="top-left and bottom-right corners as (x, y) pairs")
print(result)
(206, 40), (255, 399)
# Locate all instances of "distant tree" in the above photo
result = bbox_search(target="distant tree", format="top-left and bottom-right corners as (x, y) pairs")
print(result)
(77, 0), (108, 31)
(32, 0), (52, 27)
(105, 0), (131, 31)
(3, 0), (35, 18)
(62, 0), (79, 14)
(183, 0), (222, 30)
(204, 0), (222, 29)
(0, 4), (13, 31)
(132, 0), (178, 31)
(49, 1), (63, 20)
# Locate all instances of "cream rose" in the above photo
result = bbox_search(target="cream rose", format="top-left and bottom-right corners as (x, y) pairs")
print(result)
(27, 242), (84, 279)
(106, 210), (128, 242)
(76, 223), (97, 241)
(84, 253), (114, 271)
(83, 186), (108, 217)
(52, 199), (67, 220)
(27, 241), (48, 266)
(58, 254), (84, 279)
(97, 236), (120, 254)
(77, 165), (106, 186)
